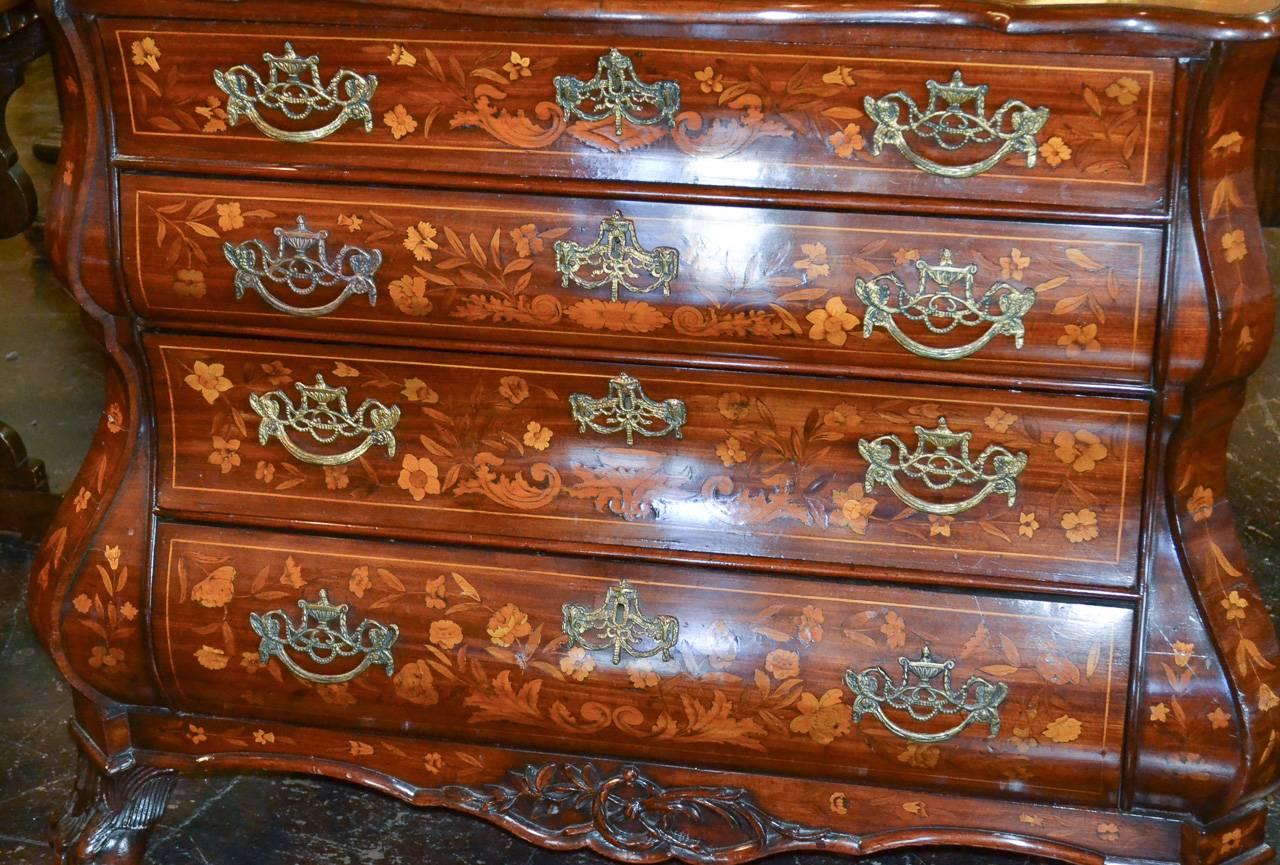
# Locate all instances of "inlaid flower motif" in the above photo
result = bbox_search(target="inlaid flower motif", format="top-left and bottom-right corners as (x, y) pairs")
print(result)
(172, 269), (206, 299)
(806, 297), (859, 346)
(423, 753), (444, 774)
(1211, 131), (1244, 156)
(793, 242), (831, 279)
(403, 221), (439, 261)
(191, 565), (236, 608)
(1104, 76), (1141, 106)
(255, 461), (275, 484)
(790, 689), (851, 744)
(104, 545), (122, 571)
(186, 724), (207, 744)
(73, 488), (90, 512)
(1207, 706), (1231, 730)
(829, 123), (865, 159)
(1011, 725), (1038, 752)
(523, 421), (553, 451)
(499, 376), (529, 404)
(129, 37), (161, 72)
(61, 161), (73, 186)
(1039, 136), (1072, 167)
(387, 43), (417, 67)
(999, 248), (1030, 281)
(106, 403), (125, 434)
(898, 744), (940, 769)
(829, 792), (848, 815)
(1096, 822), (1120, 842)
(391, 379), (435, 406)
(628, 661), (659, 689)
(1149, 703), (1170, 723)
(195, 645), (229, 670)
(831, 485), (877, 535)
(1188, 486), (1215, 522)
(207, 436), (241, 474)
(90, 646), (125, 671)
(317, 684), (357, 706)
(195, 96), (227, 133)
(430, 620), (463, 649)
(928, 515), (953, 537)
(707, 620), (738, 670)
(798, 605), (824, 645)
(559, 646), (596, 681)
(822, 65), (855, 87)
(338, 213), (363, 232)
(324, 466), (349, 490)
(1240, 326), (1255, 352)
(424, 575), (447, 609)
(241, 651), (266, 674)
(717, 392), (750, 421)
(1061, 508), (1099, 543)
(487, 603), (532, 647)
(349, 566), (371, 598)
(503, 51), (532, 80)
(281, 556), (304, 589)
(766, 649), (800, 680)
(261, 360), (292, 386)
(1053, 430), (1108, 473)
(880, 611), (906, 649)
(389, 275), (433, 317)
(1043, 714), (1082, 743)
(398, 454), (442, 500)
(1219, 829), (1243, 858)
(1058, 323), (1101, 355)
(566, 299), (669, 333)
(73, 594), (92, 614)
(1173, 641), (1194, 668)
(984, 407), (1017, 433)
(1018, 512), (1039, 538)
(253, 730), (275, 745)
(185, 361), (231, 404)
(1259, 684), (1279, 712)
(695, 66), (723, 94)
(393, 659), (439, 706)
(383, 104), (418, 140)
(216, 201), (244, 231)
(349, 741), (374, 756)
(1221, 229), (1248, 263)
(1221, 591), (1249, 621)
(716, 436), (747, 467)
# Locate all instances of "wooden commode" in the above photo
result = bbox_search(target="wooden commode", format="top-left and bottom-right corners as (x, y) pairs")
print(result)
(28, 1), (1280, 863)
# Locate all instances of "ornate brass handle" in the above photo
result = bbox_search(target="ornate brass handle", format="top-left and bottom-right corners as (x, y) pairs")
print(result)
(250, 589), (399, 684)
(569, 373), (686, 446)
(844, 645), (1008, 743)
(554, 48), (680, 137)
(854, 250), (1037, 361)
(223, 216), (382, 317)
(864, 71), (1050, 179)
(858, 416), (1027, 516)
(562, 580), (679, 665)
(249, 374), (400, 466)
(213, 42), (377, 143)
(554, 211), (679, 302)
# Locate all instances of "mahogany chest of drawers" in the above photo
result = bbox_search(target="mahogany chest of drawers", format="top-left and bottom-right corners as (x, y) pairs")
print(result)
(28, 1), (1280, 863)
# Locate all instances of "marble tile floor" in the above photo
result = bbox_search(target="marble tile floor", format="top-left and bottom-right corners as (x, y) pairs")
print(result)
(2, 56), (1280, 865)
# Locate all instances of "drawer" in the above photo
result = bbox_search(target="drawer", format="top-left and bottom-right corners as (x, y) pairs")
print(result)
(121, 173), (1163, 386)
(102, 20), (1174, 213)
(153, 522), (1133, 807)
(147, 334), (1149, 588)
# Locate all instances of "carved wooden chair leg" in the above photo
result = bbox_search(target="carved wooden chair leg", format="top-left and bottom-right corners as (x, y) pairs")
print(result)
(51, 751), (177, 865)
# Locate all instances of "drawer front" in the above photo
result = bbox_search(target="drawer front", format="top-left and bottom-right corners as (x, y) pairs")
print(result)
(153, 522), (1133, 806)
(121, 173), (1163, 385)
(148, 335), (1148, 587)
(102, 20), (1173, 212)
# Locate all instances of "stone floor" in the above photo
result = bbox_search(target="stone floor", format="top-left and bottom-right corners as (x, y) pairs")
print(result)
(2, 55), (1279, 865)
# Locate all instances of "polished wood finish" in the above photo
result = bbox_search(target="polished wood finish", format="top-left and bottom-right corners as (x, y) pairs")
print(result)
(29, 1), (1280, 863)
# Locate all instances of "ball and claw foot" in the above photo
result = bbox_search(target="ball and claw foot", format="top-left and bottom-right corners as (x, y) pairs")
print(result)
(51, 752), (177, 865)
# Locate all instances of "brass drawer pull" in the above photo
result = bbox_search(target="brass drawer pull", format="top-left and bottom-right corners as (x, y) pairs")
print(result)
(223, 216), (382, 317)
(569, 373), (686, 446)
(562, 580), (679, 665)
(554, 48), (680, 137)
(864, 71), (1050, 179)
(554, 211), (679, 301)
(844, 645), (1008, 743)
(250, 589), (399, 684)
(249, 374), (400, 466)
(858, 416), (1027, 516)
(213, 42), (377, 143)
(855, 250), (1037, 361)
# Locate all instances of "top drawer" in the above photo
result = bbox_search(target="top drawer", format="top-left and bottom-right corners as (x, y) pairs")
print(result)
(101, 20), (1175, 213)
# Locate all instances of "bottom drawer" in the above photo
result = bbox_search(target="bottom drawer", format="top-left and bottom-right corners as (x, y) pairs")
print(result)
(154, 522), (1131, 806)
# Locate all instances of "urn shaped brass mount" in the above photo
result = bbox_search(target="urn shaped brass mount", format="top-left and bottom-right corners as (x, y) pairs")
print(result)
(844, 645), (1009, 743)
(864, 71), (1050, 178)
(562, 580), (680, 665)
(249, 374), (401, 466)
(213, 42), (377, 143)
(554, 211), (680, 302)
(554, 48), (680, 136)
(569, 373), (686, 446)
(249, 589), (400, 684)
